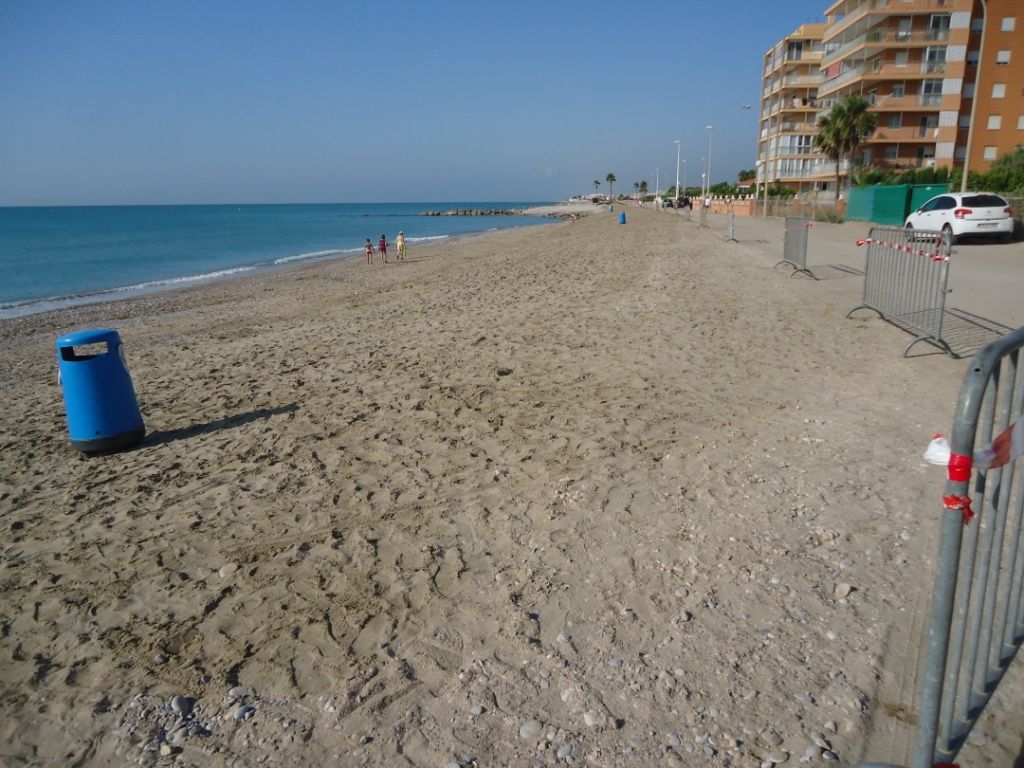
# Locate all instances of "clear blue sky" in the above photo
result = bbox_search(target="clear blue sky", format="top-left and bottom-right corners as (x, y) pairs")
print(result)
(0, 0), (824, 205)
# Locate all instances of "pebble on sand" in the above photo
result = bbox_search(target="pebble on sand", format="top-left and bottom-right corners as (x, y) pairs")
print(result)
(219, 563), (239, 579)
(583, 711), (606, 728)
(170, 695), (192, 715)
(519, 720), (542, 739)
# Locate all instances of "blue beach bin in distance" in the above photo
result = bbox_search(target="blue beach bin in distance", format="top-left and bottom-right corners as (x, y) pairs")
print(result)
(619, 212), (626, 224)
(56, 329), (145, 453)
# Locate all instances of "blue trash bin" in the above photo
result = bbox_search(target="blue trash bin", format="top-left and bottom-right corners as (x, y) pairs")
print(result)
(56, 329), (145, 453)
(619, 212), (626, 224)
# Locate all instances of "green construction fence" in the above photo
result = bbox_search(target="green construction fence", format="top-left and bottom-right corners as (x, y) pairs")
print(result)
(847, 183), (950, 226)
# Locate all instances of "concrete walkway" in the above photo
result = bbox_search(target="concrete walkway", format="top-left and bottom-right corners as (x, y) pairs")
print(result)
(678, 210), (1023, 357)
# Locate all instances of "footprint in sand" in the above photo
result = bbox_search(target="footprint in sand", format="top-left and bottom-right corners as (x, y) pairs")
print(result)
(351, 614), (395, 658)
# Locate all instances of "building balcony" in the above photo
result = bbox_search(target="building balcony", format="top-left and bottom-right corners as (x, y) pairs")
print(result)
(819, 59), (951, 96)
(769, 162), (848, 180)
(764, 48), (825, 76)
(776, 147), (820, 157)
(822, 27), (951, 69)
(869, 125), (940, 142)
(782, 73), (824, 87)
(777, 120), (819, 133)
(867, 93), (943, 109)
(823, 0), (956, 44)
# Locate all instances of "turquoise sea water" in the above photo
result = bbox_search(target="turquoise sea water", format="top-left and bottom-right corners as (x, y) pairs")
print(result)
(0, 202), (553, 318)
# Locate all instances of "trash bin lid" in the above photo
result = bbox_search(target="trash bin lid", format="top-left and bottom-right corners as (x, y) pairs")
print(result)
(56, 328), (120, 348)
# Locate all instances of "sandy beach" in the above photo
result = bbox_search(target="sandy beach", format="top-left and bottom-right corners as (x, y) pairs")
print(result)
(2, 207), (1022, 767)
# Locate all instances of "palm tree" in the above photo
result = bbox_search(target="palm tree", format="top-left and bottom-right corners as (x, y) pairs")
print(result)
(639, 180), (648, 198)
(814, 96), (878, 201)
(606, 173), (616, 200)
(593, 180), (600, 194)
(633, 181), (640, 199)
(814, 119), (843, 201)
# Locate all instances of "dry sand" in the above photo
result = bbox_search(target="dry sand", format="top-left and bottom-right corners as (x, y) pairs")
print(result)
(1, 207), (1021, 767)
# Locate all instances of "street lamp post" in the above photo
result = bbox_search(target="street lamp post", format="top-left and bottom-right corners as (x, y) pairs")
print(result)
(699, 157), (705, 199)
(674, 140), (681, 204)
(705, 125), (715, 200)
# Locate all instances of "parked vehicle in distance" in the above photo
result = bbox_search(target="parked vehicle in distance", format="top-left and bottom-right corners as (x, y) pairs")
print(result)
(904, 192), (1014, 244)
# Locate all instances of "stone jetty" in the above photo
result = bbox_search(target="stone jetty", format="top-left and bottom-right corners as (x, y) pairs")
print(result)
(419, 208), (522, 216)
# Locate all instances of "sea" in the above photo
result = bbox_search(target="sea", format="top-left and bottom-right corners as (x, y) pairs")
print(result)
(0, 202), (555, 319)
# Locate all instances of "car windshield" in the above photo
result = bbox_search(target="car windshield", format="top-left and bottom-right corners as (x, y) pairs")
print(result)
(962, 194), (1008, 207)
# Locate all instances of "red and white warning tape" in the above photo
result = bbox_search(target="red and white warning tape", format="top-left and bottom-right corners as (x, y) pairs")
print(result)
(925, 419), (1024, 525)
(855, 238), (948, 262)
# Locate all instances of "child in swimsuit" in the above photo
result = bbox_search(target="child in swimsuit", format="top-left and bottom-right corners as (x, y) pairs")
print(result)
(364, 239), (374, 264)
(378, 235), (388, 263)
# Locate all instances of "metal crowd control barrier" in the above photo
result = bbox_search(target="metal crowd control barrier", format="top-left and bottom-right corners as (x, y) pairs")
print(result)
(846, 226), (954, 358)
(774, 216), (814, 278)
(858, 326), (1024, 768)
(724, 211), (738, 242)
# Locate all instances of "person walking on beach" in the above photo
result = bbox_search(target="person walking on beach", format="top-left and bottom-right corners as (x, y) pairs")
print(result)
(364, 238), (374, 264)
(378, 234), (388, 264)
(396, 231), (407, 260)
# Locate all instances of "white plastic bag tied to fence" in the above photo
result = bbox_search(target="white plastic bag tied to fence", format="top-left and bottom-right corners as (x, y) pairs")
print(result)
(923, 419), (1024, 471)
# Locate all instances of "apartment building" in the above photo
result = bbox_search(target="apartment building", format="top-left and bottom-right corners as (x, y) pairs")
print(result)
(967, 0), (1024, 173)
(756, 0), (1024, 195)
(819, 0), (974, 173)
(757, 24), (831, 196)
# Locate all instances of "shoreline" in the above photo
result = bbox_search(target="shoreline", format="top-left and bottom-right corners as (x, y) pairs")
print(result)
(0, 212), (572, 324)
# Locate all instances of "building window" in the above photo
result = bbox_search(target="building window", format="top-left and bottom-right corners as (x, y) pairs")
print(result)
(921, 78), (943, 105)
(885, 146), (899, 161)
(995, 50), (1011, 66)
(967, 50), (980, 66)
(983, 146), (997, 161)
(1018, 115), (1024, 130)
(992, 83), (1006, 98)
(1001, 17), (1016, 33)
(959, 115), (971, 128)
(955, 146), (966, 161)
(987, 115), (1002, 129)
(895, 50), (909, 67)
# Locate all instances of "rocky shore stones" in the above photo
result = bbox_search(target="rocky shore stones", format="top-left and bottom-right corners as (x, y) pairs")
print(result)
(169, 695), (192, 716)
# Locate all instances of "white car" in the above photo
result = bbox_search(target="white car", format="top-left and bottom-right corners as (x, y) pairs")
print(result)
(904, 192), (1015, 244)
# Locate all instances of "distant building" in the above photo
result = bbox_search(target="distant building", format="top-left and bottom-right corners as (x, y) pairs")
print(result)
(756, 1), (1024, 196)
(758, 24), (830, 197)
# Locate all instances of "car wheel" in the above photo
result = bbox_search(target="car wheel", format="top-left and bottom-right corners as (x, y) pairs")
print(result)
(941, 223), (957, 245)
(1000, 231), (1013, 244)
